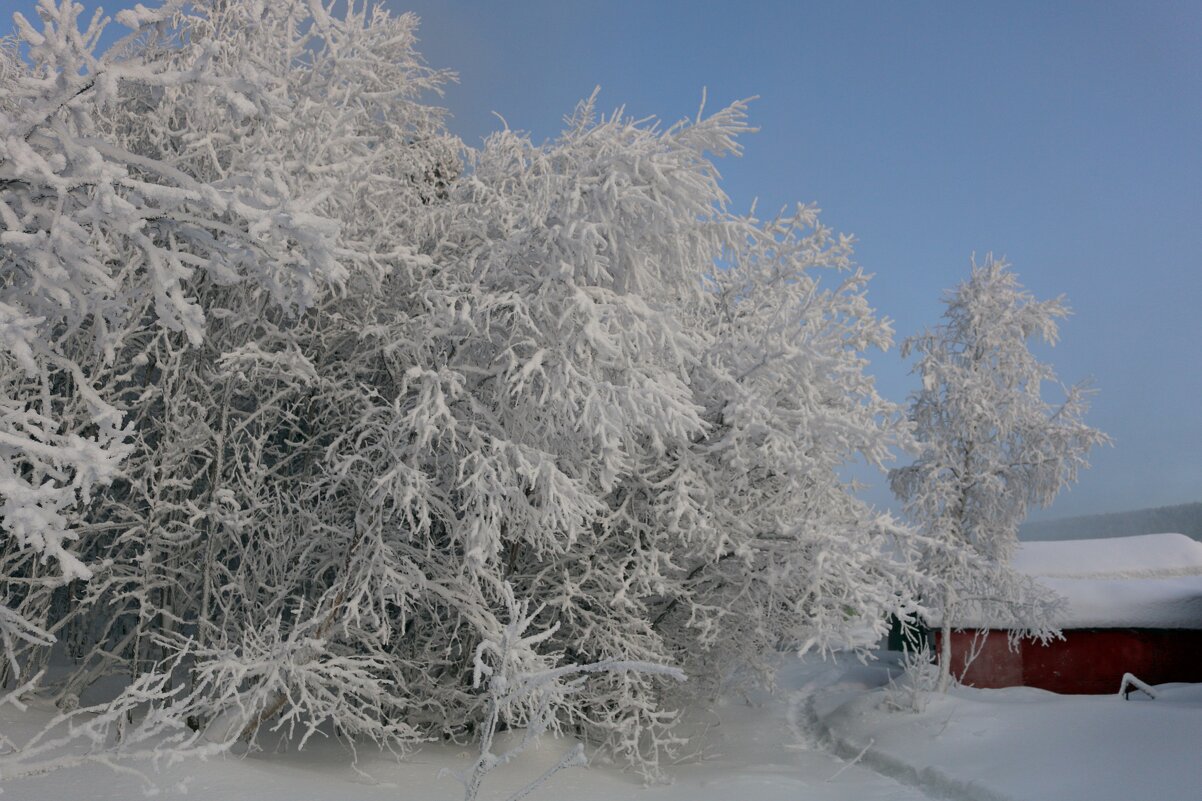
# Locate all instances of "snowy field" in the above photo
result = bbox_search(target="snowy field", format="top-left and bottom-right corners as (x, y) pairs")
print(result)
(806, 655), (1202, 801)
(4, 653), (1199, 801)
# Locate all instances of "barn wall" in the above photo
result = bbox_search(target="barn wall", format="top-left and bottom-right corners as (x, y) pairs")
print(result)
(1021, 629), (1202, 694)
(939, 630), (1024, 688)
(937, 628), (1202, 693)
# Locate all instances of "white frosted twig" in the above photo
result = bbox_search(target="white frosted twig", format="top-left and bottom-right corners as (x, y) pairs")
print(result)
(827, 737), (873, 782)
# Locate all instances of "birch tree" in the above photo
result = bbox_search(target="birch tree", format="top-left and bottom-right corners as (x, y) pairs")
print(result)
(890, 257), (1109, 690)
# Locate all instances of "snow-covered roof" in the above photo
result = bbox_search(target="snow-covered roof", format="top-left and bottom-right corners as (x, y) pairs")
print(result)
(1014, 533), (1202, 629)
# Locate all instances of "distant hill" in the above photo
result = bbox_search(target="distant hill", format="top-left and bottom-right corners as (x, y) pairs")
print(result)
(1020, 502), (1202, 542)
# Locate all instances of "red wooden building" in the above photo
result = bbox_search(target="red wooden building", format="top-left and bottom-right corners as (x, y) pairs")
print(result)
(939, 533), (1202, 694)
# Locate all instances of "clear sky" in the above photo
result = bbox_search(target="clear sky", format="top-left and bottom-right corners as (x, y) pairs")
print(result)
(5, 1), (1199, 521)
(388, 0), (1201, 522)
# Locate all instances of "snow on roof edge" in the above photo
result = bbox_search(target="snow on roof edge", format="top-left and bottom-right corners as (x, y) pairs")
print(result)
(941, 533), (1202, 630)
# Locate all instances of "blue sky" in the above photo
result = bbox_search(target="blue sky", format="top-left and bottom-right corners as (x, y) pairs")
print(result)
(390, 0), (1201, 522)
(4, 1), (1199, 522)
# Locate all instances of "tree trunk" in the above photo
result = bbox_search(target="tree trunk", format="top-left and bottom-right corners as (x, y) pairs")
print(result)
(938, 584), (955, 693)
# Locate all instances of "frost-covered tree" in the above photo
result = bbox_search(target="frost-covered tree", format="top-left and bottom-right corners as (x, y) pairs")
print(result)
(890, 257), (1109, 690)
(0, 0), (451, 681)
(446, 582), (684, 801)
(2, 0), (921, 780)
(167, 93), (916, 768)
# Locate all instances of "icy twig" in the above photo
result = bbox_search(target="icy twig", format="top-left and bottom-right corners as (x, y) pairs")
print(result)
(826, 737), (874, 783)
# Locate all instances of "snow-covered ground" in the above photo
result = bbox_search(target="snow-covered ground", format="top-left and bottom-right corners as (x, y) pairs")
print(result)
(806, 654), (1202, 801)
(0, 661), (928, 801)
(3, 653), (1199, 800)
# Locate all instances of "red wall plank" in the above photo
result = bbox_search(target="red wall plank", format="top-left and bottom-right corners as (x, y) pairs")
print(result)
(937, 629), (1202, 694)
(938, 630), (1023, 688)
